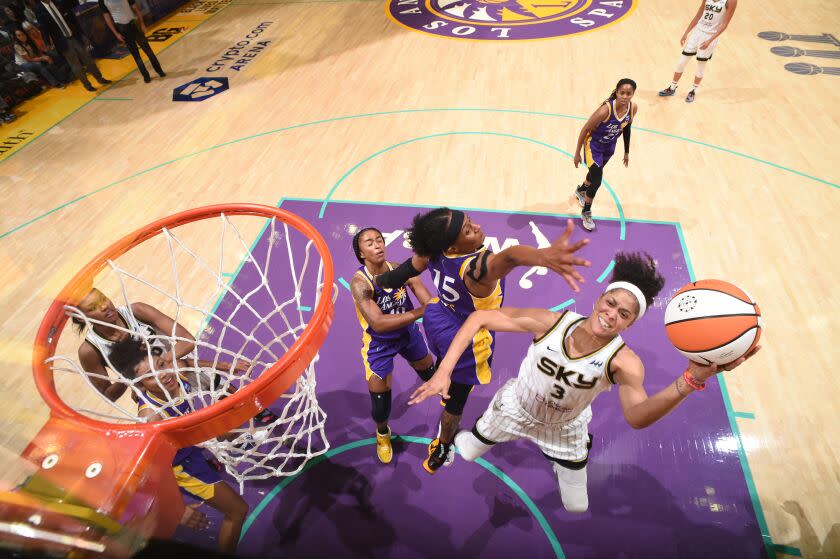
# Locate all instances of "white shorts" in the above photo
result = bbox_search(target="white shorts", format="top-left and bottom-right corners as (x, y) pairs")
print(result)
(683, 26), (720, 60)
(473, 379), (592, 464)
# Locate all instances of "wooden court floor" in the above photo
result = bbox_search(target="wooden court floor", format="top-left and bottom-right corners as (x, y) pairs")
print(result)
(0, 0), (837, 556)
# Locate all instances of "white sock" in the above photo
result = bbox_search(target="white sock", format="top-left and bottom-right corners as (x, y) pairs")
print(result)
(690, 83), (699, 92)
(554, 463), (589, 513)
(669, 81), (678, 90)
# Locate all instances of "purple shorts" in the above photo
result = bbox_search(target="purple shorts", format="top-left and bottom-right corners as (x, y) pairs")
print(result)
(363, 323), (429, 379)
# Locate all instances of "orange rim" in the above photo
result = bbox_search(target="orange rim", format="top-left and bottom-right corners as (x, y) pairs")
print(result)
(32, 204), (335, 447)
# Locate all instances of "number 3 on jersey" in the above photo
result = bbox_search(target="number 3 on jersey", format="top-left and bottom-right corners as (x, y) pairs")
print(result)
(432, 269), (460, 303)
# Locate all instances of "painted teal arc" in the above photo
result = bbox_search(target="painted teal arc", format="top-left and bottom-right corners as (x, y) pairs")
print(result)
(316, 130), (626, 242)
(2, 107), (836, 242)
(240, 435), (566, 558)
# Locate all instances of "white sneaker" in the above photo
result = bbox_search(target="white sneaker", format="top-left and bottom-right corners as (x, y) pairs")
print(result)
(581, 210), (595, 231)
(574, 187), (586, 207)
(553, 463), (589, 512)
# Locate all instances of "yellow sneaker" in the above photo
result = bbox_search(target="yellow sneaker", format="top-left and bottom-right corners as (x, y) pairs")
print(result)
(376, 428), (392, 464)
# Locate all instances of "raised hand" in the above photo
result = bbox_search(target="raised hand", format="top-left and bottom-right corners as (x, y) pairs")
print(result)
(687, 345), (762, 383)
(540, 219), (591, 292)
(409, 371), (452, 405)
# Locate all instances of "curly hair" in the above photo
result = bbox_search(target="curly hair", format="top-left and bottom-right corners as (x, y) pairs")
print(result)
(107, 337), (149, 379)
(608, 251), (665, 307)
(351, 227), (383, 264)
(405, 207), (455, 258)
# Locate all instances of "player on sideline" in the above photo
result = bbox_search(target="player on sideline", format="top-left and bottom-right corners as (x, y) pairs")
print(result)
(350, 227), (437, 464)
(374, 208), (590, 474)
(573, 78), (637, 232)
(108, 337), (249, 554)
(658, 0), (738, 103)
(409, 252), (760, 512)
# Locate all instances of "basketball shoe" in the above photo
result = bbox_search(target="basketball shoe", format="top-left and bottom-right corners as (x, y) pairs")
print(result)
(581, 210), (595, 231)
(424, 438), (454, 474)
(574, 186), (586, 207)
(685, 90), (696, 103)
(376, 427), (393, 464)
(658, 85), (676, 96)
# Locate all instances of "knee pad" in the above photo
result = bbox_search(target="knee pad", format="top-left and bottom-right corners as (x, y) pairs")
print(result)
(454, 429), (493, 462)
(675, 53), (691, 73)
(443, 381), (472, 416)
(695, 59), (708, 78)
(370, 390), (392, 423)
(585, 165), (603, 199)
(553, 463), (589, 513)
(415, 364), (435, 382)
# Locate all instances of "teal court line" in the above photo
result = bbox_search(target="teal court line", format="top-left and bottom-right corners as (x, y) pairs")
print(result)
(675, 222), (774, 559)
(596, 259), (615, 283)
(734, 411), (756, 420)
(3, 108), (837, 242)
(240, 436), (566, 558)
(297, 305), (312, 311)
(206, 196), (771, 559)
(550, 299), (575, 312)
(316, 130), (627, 243)
(772, 544), (802, 557)
(338, 277), (351, 291)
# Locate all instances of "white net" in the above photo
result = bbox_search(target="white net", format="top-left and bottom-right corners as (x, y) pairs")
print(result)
(45, 212), (335, 492)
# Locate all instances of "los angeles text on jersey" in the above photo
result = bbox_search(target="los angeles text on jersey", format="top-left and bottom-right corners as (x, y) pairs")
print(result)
(387, 0), (635, 41)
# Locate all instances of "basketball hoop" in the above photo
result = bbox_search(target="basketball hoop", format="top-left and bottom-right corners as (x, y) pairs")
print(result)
(2, 204), (335, 551)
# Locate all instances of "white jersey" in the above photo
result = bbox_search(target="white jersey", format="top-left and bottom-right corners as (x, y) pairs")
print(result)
(513, 311), (625, 425)
(696, 0), (727, 33)
(85, 305), (170, 363)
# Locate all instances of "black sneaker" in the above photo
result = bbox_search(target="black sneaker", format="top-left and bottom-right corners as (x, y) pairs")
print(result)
(658, 86), (676, 97)
(685, 91), (696, 103)
(423, 438), (453, 474)
(98, 78), (113, 85)
(83, 83), (96, 92)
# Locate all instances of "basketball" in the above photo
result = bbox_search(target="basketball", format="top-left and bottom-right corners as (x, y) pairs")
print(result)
(664, 280), (762, 366)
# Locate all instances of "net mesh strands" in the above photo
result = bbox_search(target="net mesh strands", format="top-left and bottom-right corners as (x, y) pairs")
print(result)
(46, 213), (335, 492)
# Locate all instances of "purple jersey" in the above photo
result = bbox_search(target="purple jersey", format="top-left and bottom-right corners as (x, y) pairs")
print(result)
(427, 247), (505, 320)
(588, 99), (631, 147)
(354, 263), (416, 342)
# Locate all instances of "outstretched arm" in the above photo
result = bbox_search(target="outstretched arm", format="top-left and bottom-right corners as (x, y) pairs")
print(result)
(406, 273), (433, 305)
(409, 307), (559, 404)
(375, 254), (430, 289)
(474, 219), (590, 292)
(351, 275), (423, 333)
(615, 345), (761, 429)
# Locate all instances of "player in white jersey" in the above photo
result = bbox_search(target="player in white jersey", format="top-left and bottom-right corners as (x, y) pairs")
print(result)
(72, 288), (198, 401)
(409, 252), (760, 512)
(72, 289), (273, 422)
(658, 0), (738, 103)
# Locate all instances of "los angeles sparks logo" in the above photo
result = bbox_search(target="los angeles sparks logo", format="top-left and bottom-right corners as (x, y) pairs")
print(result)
(387, 0), (634, 41)
(377, 287), (409, 314)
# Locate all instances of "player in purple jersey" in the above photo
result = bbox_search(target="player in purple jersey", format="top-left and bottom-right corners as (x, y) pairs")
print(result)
(108, 338), (249, 554)
(350, 227), (436, 464)
(375, 208), (590, 473)
(573, 78), (638, 232)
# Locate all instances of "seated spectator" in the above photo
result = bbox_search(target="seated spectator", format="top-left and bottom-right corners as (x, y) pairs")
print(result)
(14, 27), (65, 88)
